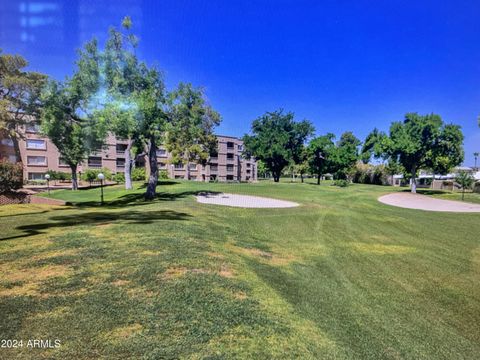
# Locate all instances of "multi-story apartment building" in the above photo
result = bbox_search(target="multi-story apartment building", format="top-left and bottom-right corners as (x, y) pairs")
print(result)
(0, 125), (257, 183)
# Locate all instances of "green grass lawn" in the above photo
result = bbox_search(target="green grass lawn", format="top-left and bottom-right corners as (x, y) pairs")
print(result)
(1, 181), (479, 359)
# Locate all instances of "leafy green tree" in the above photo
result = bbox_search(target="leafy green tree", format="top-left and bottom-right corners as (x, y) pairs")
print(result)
(294, 158), (309, 183)
(0, 158), (23, 193)
(0, 50), (47, 160)
(331, 131), (361, 179)
(456, 171), (474, 201)
(243, 110), (314, 182)
(361, 128), (387, 164)
(41, 40), (107, 190)
(256, 160), (268, 179)
(383, 113), (464, 193)
(165, 83), (221, 180)
(307, 133), (335, 185)
(100, 17), (167, 199)
(97, 17), (144, 190)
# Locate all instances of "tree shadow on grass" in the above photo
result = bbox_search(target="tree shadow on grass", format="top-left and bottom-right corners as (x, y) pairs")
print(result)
(71, 190), (221, 208)
(401, 189), (450, 195)
(0, 209), (192, 242)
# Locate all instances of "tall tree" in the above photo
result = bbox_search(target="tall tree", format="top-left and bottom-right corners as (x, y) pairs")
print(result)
(307, 133), (335, 185)
(243, 110), (314, 182)
(0, 50), (47, 160)
(41, 40), (106, 190)
(100, 17), (167, 198)
(165, 83), (221, 180)
(383, 113), (464, 193)
(473, 152), (478, 170)
(99, 17), (145, 190)
(331, 131), (361, 179)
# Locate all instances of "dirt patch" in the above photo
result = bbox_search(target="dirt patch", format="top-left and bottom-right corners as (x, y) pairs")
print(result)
(107, 323), (143, 339)
(219, 264), (234, 278)
(231, 245), (297, 266)
(111, 279), (130, 287)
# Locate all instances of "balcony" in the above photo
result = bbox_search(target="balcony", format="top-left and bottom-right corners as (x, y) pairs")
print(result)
(116, 144), (128, 155)
(88, 157), (102, 168)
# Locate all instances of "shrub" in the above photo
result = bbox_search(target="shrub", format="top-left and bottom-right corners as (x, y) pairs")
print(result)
(333, 179), (349, 187)
(159, 170), (169, 180)
(0, 159), (23, 193)
(81, 168), (112, 184)
(46, 170), (71, 182)
(351, 162), (389, 185)
(131, 167), (146, 181)
(113, 172), (125, 183)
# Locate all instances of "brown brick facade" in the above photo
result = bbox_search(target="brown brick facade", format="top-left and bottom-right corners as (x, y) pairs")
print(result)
(0, 125), (257, 183)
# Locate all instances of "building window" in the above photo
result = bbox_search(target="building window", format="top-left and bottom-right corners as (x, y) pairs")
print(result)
(1, 138), (14, 146)
(26, 139), (46, 149)
(174, 163), (184, 169)
(210, 164), (218, 171)
(238, 144), (243, 151)
(246, 176), (250, 181)
(227, 164), (234, 172)
(26, 123), (40, 133)
(88, 156), (102, 168)
(8, 155), (17, 163)
(116, 158), (125, 168)
(209, 152), (218, 160)
(226, 175), (234, 181)
(27, 155), (47, 165)
(246, 163), (251, 168)
(28, 172), (45, 180)
(189, 163), (197, 170)
(156, 149), (167, 157)
(246, 169), (251, 174)
(227, 153), (234, 160)
(59, 157), (69, 167)
(116, 144), (127, 154)
(174, 175), (183, 179)
(158, 162), (166, 169)
(227, 141), (234, 149)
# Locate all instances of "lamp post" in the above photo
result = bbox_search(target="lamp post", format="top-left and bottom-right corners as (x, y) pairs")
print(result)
(97, 173), (105, 205)
(45, 174), (50, 196)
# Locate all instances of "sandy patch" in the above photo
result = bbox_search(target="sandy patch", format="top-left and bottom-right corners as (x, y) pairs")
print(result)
(196, 192), (299, 208)
(379, 192), (480, 212)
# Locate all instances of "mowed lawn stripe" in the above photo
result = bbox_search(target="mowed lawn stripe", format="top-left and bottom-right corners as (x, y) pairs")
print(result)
(0, 180), (479, 359)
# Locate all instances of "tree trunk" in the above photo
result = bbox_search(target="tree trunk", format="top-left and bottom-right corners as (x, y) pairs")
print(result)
(317, 172), (321, 185)
(11, 136), (22, 164)
(70, 164), (78, 190)
(145, 136), (158, 200)
(462, 188), (465, 201)
(124, 138), (133, 190)
(300, 173), (304, 183)
(273, 171), (280, 182)
(411, 169), (417, 193)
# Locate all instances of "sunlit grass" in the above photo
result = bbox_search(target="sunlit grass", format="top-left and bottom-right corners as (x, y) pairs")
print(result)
(1, 181), (479, 359)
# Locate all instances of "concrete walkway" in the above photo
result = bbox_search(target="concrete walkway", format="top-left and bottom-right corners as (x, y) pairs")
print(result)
(378, 192), (480, 212)
(196, 192), (299, 208)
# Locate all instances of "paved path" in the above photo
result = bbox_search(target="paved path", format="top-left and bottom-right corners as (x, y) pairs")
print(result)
(196, 192), (299, 208)
(378, 192), (480, 212)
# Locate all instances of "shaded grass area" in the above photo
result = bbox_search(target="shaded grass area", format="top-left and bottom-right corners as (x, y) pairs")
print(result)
(1, 181), (479, 359)
(415, 188), (480, 204)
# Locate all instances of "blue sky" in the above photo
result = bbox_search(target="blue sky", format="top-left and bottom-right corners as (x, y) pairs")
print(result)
(1, 0), (479, 165)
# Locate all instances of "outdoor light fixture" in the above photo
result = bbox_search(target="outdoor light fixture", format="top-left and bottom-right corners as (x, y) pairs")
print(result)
(45, 173), (51, 196)
(97, 172), (105, 205)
